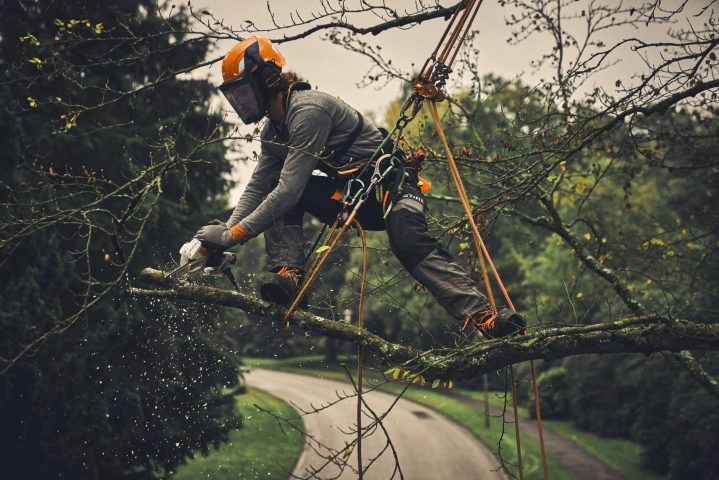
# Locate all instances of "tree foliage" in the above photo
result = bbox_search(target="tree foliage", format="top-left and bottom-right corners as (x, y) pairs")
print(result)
(1, 0), (718, 478)
(0, 1), (240, 477)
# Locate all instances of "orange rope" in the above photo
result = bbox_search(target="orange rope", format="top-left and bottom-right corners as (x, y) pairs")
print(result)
(426, 100), (549, 480)
(509, 366), (524, 480)
(354, 219), (367, 479)
(422, 0), (465, 76)
(282, 215), (355, 326)
(278, 7), (550, 478)
(438, 0), (479, 64)
(426, 102), (496, 307)
(448, 0), (484, 68)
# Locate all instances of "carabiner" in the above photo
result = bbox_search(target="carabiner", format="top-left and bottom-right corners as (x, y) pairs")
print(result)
(370, 153), (395, 185)
(342, 178), (365, 207)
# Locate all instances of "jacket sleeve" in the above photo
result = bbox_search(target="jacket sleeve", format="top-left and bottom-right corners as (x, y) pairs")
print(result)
(235, 105), (332, 238)
(226, 138), (283, 228)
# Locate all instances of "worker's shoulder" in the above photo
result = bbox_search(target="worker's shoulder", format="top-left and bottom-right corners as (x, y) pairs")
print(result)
(288, 89), (349, 116)
(259, 120), (274, 140)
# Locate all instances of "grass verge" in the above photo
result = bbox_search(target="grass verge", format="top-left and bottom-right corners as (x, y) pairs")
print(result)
(543, 420), (662, 480)
(172, 387), (304, 480)
(452, 389), (663, 480)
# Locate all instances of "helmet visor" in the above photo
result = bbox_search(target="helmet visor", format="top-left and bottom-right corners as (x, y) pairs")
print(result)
(219, 79), (264, 124)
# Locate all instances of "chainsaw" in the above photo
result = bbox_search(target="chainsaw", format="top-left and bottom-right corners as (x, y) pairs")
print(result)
(164, 238), (240, 292)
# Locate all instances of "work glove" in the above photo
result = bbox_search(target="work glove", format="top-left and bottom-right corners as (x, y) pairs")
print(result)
(194, 224), (237, 250)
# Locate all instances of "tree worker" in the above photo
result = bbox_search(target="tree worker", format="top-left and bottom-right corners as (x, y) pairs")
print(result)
(193, 36), (525, 338)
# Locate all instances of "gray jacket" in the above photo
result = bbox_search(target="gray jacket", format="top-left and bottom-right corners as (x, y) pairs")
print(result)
(226, 89), (384, 237)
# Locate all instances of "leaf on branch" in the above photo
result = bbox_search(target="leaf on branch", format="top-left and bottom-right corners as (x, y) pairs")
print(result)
(315, 245), (331, 254)
(19, 34), (40, 46)
(28, 57), (43, 69)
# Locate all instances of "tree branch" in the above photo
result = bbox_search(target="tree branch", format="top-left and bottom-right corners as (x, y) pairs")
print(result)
(675, 351), (719, 401)
(130, 268), (719, 381)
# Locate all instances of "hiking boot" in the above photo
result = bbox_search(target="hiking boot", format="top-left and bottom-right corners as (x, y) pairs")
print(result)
(260, 266), (307, 309)
(465, 306), (526, 339)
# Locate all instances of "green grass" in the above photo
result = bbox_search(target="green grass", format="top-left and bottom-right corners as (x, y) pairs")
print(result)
(544, 420), (662, 480)
(172, 387), (304, 480)
(458, 389), (663, 480)
(245, 357), (575, 480)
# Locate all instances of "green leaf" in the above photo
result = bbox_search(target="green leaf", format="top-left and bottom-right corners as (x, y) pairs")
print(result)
(431, 379), (441, 389)
(383, 368), (398, 377)
(315, 245), (330, 254)
(28, 57), (43, 69)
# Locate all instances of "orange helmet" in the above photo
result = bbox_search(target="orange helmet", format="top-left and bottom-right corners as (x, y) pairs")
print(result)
(221, 36), (286, 82)
(219, 36), (286, 124)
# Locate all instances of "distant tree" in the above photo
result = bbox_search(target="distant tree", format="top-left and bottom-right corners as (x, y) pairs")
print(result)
(0, 1), (240, 478)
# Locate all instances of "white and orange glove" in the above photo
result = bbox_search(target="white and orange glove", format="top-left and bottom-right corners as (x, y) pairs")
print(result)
(194, 222), (249, 250)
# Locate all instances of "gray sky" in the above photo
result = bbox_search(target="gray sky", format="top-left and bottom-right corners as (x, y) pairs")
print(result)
(195, 0), (712, 192)
(205, 0), (552, 115)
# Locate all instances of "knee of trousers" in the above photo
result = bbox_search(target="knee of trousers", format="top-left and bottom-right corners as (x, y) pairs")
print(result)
(264, 223), (305, 270)
(386, 204), (448, 272)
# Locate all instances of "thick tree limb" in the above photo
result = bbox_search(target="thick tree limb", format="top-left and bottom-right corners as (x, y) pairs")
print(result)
(519, 202), (719, 398)
(130, 268), (719, 381)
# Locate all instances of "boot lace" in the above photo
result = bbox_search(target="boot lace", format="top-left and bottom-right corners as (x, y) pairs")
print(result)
(462, 307), (497, 331)
(276, 266), (302, 287)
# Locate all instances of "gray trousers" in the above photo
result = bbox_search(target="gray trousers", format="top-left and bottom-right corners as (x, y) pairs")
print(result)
(264, 172), (491, 321)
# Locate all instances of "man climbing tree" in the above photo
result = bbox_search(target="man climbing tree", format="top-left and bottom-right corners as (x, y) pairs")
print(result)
(191, 36), (526, 338)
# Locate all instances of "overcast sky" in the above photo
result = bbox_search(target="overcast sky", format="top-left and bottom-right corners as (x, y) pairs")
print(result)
(195, 0), (711, 193)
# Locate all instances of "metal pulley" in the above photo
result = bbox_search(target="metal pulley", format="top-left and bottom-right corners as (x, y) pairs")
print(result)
(413, 77), (446, 102)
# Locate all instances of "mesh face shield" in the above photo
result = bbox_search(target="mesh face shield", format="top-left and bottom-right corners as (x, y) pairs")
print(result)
(219, 76), (266, 125)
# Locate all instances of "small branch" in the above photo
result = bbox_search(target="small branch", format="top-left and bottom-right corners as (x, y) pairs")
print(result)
(675, 351), (719, 401)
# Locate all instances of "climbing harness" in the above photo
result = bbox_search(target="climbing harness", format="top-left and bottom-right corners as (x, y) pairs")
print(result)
(282, 0), (550, 477)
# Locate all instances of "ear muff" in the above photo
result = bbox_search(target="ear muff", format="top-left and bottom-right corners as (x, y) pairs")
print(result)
(261, 64), (283, 92)
(244, 41), (283, 92)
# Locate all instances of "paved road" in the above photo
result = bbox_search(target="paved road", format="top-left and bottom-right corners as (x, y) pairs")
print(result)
(247, 368), (506, 480)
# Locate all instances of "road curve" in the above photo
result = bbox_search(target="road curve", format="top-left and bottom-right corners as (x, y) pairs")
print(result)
(247, 368), (506, 480)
